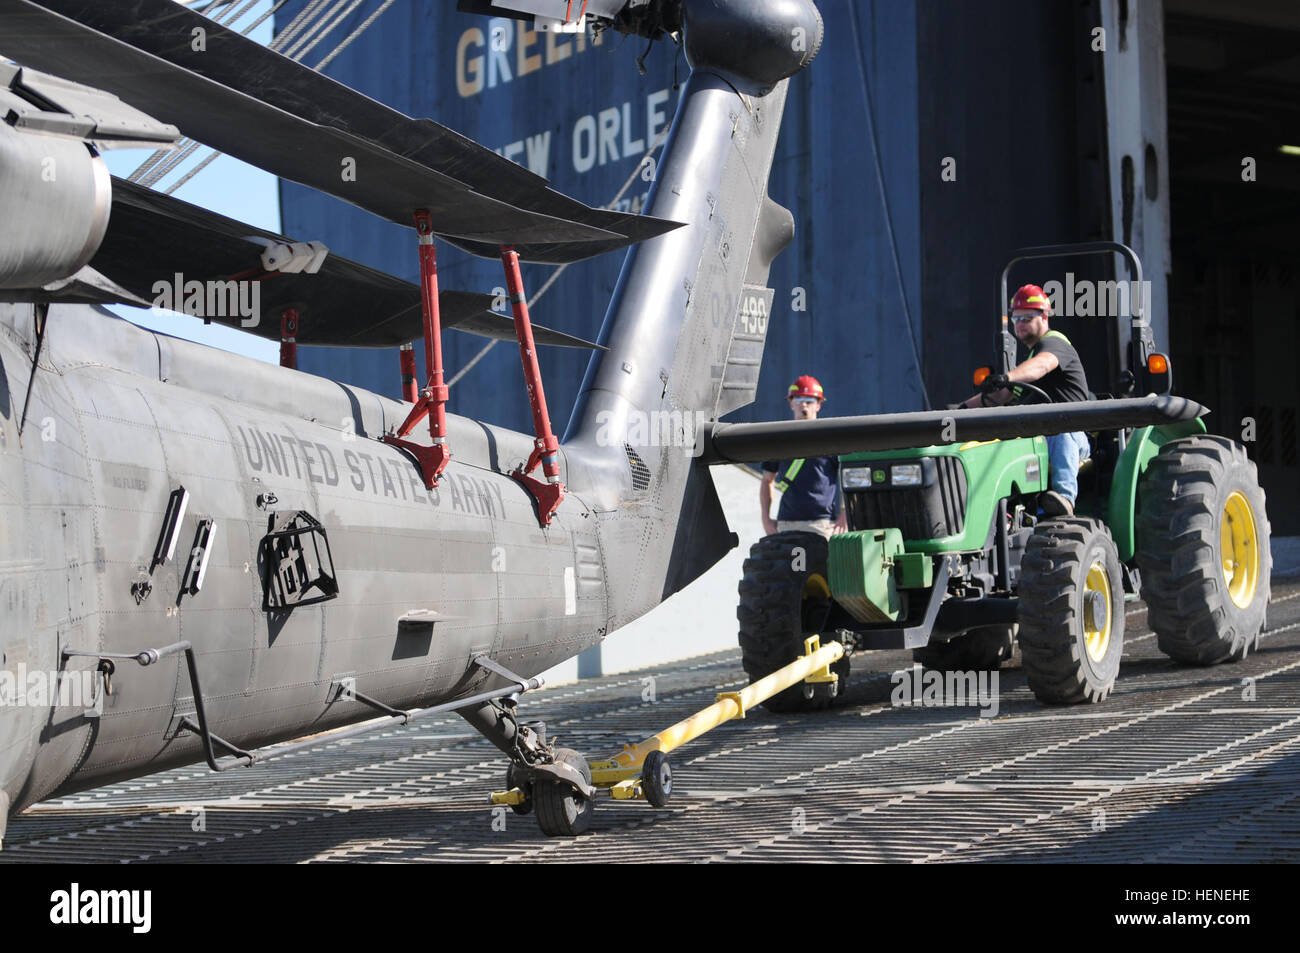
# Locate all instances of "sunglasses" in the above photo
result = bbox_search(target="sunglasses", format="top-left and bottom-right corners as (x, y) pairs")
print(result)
(1012, 313), (1041, 323)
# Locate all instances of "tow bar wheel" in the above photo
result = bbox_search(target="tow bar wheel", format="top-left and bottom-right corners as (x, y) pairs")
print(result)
(641, 750), (672, 807)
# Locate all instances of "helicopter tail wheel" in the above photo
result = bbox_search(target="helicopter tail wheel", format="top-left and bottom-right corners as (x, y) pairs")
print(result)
(534, 748), (594, 837)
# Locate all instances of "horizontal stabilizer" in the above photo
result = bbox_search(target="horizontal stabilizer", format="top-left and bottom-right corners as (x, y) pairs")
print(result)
(697, 397), (1209, 465)
(2, 0), (683, 262)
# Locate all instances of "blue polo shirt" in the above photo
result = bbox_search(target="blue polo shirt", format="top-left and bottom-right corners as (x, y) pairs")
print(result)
(762, 456), (840, 521)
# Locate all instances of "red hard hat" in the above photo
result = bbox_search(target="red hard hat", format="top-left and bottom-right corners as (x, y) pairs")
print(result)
(1011, 284), (1051, 313)
(788, 374), (825, 401)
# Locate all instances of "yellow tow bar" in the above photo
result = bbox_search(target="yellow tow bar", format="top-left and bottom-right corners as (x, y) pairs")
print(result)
(488, 636), (843, 809)
(583, 635), (844, 806)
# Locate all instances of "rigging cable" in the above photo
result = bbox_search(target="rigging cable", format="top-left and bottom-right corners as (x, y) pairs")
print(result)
(283, 0), (357, 59)
(314, 0), (396, 71)
(129, 0), (326, 186)
(166, 0), (393, 194)
(147, 0), (396, 195)
(288, 0), (366, 61)
(130, 0), (288, 184)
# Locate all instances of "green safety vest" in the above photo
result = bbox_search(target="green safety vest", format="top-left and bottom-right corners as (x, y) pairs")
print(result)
(774, 458), (805, 492)
(1031, 328), (1072, 355)
(1014, 329), (1072, 398)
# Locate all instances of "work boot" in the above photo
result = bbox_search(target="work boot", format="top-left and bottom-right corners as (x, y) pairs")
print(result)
(1040, 490), (1074, 517)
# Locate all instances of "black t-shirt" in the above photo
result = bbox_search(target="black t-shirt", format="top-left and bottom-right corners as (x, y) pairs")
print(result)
(1020, 330), (1090, 404)
(762, 456), (840, 521)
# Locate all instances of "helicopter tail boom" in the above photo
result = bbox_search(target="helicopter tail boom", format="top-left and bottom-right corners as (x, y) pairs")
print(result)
(562, 0), (824, 630)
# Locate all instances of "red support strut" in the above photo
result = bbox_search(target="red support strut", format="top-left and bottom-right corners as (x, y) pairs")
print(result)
(382, 211), (451, 488)
(399, 343), (418, 403)
(279, 308), (299, 369)
(501, 245), (566, 526)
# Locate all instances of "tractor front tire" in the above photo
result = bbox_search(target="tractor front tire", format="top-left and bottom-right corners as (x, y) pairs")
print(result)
(1018, 518), (1126, 704)
(1136, 436), (1271, 665)
(737, 531), (849, 713)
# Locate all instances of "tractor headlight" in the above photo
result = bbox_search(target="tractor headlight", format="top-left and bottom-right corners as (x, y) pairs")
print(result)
(842, 467), (873, 489)
(891, 464), (923, 486)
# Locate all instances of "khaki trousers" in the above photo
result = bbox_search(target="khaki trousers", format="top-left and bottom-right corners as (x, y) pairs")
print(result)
(776, 518), (836, 539)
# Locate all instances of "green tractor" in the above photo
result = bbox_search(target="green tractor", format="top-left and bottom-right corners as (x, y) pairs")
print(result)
(739, 242), (1271, 710)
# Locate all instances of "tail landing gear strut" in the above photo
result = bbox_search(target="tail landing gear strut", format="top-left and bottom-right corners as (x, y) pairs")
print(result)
(460, 695), (597, 836)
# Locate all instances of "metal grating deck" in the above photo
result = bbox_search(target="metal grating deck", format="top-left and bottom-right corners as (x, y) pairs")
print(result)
(4, 584), (1299, 863)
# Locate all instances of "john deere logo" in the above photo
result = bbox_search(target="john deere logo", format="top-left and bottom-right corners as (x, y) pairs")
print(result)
(873, 469), (887, 484)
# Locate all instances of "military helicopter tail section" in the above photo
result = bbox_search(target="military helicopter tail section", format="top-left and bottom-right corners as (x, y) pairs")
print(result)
(0, 0), (837, 838)
(562, 0), (822, 629)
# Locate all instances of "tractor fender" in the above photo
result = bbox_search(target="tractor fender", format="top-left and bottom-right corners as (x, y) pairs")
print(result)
(1107, 418), (1207, 561)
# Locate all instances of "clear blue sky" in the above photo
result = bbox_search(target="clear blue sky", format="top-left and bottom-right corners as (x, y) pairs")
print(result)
(102, 0), (281, 363)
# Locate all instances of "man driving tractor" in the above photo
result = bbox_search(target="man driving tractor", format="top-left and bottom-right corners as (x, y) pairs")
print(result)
(961, 283), (1091, 516)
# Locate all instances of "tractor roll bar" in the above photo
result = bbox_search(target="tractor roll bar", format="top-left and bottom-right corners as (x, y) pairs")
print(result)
(1000, 241), (1144, 321)
(998, 241), (1154, 382)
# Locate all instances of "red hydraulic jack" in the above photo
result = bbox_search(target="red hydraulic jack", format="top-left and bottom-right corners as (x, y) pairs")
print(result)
(279, 308), (299, 369)
(399, 343), (419, 404)
(382, 210), (451, 488)
(501, 245), (566, 527)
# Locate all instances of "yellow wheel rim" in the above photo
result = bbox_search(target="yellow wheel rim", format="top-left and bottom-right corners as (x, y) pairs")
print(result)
(803, 573), (831, 601)
(1084, 559), (1112, 663)
(1221, 490), (1260, 609)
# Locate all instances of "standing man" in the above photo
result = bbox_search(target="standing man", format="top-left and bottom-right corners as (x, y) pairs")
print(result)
(961, 284), (1091, 516)
(760, 375), (848, 538)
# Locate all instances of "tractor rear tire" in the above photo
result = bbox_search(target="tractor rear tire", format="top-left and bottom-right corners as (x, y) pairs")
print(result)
(913, 625), (1017, 672)
(1136, 436), (1271, 665)
(737, 531), (849, 713)
(1018, 518), (1125, 704)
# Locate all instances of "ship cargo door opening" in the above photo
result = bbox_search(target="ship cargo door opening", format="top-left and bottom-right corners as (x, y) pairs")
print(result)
(1165, 0), (1300, 533)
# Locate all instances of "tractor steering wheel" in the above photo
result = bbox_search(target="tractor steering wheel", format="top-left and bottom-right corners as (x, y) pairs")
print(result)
(980, 380), (1053, 408)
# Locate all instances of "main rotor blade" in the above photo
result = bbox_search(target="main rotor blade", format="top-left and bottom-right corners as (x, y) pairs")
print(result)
(5, 0), (684, 262)
(0, 0), (621, 248)
(441, 309), (605, 350)
(98, 176), (478, 347)
(697, 397), (1209, 465)
(97, 178), (602, 349)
